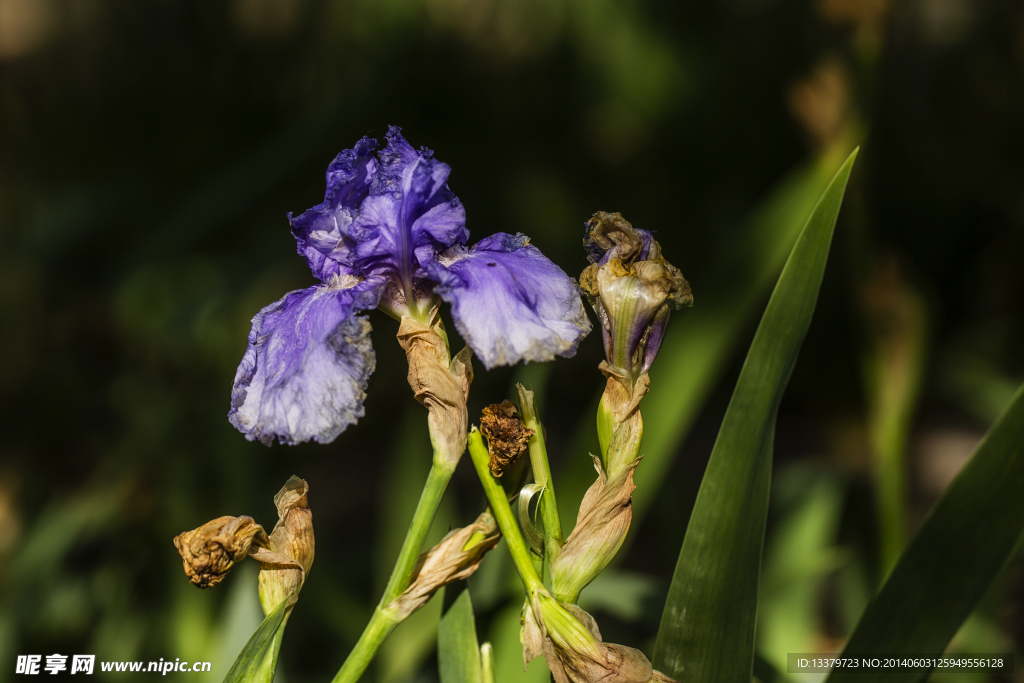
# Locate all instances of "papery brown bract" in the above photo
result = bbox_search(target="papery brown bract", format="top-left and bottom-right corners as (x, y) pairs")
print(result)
(386, 511), (500, 619)
(397, 315), (474, 466)
(255, 476), (314, 615)
(551, 457), (639, 603)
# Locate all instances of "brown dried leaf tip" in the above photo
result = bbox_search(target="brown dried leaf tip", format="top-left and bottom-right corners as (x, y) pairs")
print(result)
(173, 515), (269, 589)
(480, 400), (534, 477)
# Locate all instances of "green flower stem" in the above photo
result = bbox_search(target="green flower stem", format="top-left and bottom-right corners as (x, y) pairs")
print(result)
(467, 429), (546, 595)
(516, 386), (563, 550)
(332, 455), (456, 683)
(381, 460), (454, 604)
(331, 606), (398, 683)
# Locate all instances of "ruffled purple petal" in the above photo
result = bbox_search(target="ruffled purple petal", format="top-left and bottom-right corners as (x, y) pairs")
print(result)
(288, 137), (378, 281)
(229, 278), (382, 445)
(349, 127), (468, 282)
(425, 233), (592, 369)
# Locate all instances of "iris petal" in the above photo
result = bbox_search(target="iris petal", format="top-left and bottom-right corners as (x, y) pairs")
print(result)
(229, 279), (382, 445)
(425, 233), (592, 369)
(349, 128), (468, 283)
(288, 137), (377, 281)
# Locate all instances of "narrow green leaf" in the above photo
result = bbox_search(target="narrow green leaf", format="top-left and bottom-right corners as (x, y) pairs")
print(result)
(438, 587), (482, 683)
(653, 149), (858, 681)
(826, 383), (1024, 683)
(222, 598), (288, 683)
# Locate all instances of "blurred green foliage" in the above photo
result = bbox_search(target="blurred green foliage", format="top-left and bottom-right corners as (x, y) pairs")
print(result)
(1, 0), (1022, 681)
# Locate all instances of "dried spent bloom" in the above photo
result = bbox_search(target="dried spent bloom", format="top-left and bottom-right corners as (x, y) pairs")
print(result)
(172, 476), (314, 616)
(580, 212), (691, 393)
(231, 128), (590, 446)
(523, 598), (676, 683)
(480, 400), (534, 477)
(386, 511), (500, 620)
(550, 457), (639, 603)
(253, 476), (315, 614)
(173, 515), (269, 589)
(397, 315), (473, 464)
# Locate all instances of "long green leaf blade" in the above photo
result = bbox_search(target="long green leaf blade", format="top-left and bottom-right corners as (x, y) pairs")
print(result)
(222, 599), (289, 683)
(438, 587), (483, 683)
(653, 149), (859, 682)
(826, 383), (1024, 683)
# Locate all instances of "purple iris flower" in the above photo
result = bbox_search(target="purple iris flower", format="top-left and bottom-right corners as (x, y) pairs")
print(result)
(229, 127), (591, 446)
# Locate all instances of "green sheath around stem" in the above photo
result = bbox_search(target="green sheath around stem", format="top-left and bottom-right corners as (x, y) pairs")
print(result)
(516, 385), (563, 552)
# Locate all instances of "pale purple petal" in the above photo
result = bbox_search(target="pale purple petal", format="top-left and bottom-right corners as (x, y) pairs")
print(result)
(229, 279), (382, 445)
(425, 233), (592, 369)
(288, 137), (377, 281)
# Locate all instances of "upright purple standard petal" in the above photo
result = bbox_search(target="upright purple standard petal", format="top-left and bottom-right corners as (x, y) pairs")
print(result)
(288, 137), (378, 281)
(229, 277), (382, 445)
(349, 128), (468, 286)
(425, 233), (592, 369)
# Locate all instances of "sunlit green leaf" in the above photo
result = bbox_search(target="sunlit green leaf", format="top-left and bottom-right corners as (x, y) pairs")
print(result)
(653, 149), (858, 682)
(438, 587), (482, 683)
(826, 383), (1024, 683)
(222, 598), (288, 683)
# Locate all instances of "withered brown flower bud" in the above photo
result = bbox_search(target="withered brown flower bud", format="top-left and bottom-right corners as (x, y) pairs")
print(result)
(173, 515), (269, 589)
(480, 400), (534, 477)
(172, 476), (314, 617)
(386, 511), (500, 620)
(397, 315), (474, 468)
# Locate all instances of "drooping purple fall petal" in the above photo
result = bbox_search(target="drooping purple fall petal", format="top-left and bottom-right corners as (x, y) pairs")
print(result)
(425, 232), (591, 369)
(229, 276), (382, 445)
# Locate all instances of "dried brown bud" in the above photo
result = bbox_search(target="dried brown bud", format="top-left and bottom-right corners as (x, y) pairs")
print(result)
(253, 476), (314, 614)
(387, 511), (501, 620)
(397, 316), (474, 467)
(480, 400), (534, 477)
(173, 515), (269, 589)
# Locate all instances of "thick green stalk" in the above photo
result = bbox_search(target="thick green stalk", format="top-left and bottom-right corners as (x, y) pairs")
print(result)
(516, 385), (563, 552)
(332, 455), (455, 683)
(467, 429), (546, 594)
(382, 461), (454, 604)
(332, 607), (399, 683)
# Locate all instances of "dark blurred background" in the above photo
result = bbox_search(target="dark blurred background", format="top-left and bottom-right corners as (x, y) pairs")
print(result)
(2, 0), (1023, 681)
